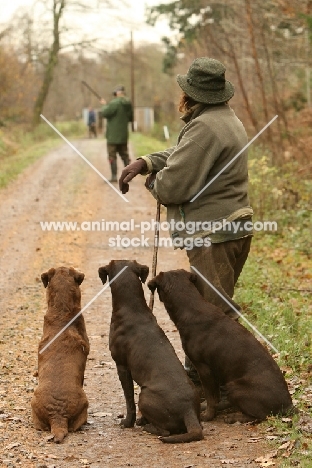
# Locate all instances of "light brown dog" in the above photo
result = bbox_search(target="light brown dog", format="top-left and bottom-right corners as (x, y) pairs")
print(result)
(31, 267), (89, 443)
(148, 269), (295, 424)
(98, 260), (203, 443)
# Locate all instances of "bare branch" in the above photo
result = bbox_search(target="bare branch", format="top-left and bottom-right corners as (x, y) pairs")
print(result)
(0, 26), (11, 41)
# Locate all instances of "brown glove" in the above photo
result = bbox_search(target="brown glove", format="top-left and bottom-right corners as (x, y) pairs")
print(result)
(119, 159), (148, 194)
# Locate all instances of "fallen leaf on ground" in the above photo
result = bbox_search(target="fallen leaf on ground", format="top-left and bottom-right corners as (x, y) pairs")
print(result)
(297, 414), (312, 433)
(279, 439), (299, 458)
(5, 442), (20, 449)
(248, 437), (264, 442)
(255, 451), (278, 466)
(64, 455), (77, 461)
(278, 441), (293, 451)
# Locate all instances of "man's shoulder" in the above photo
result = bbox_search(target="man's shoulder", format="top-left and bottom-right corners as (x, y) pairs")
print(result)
(199, 104), (235, 119)
(197, 105), (244, 130)
(119, 97), (132, 106)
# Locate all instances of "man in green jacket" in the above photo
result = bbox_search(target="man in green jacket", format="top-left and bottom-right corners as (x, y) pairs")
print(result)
(119, 58), (253, 383)
(100, 86), (133, 182)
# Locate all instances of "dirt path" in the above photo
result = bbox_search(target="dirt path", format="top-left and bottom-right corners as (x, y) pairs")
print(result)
(0, 139), (274, 468)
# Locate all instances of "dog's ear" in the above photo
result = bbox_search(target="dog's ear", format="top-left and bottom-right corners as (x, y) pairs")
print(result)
(41, 268), (56, 288)
(68, 267), (85, 285)
(147, 277), (157, 293)
(147, 272), (164, 292)
(189, 272), (197, 284)
(74, 271), (85, 285)
(98, 266), (109, 284)
(41, 272), (49, 288)
(138, 264), (149, 283)
(132, 261), (149, 283)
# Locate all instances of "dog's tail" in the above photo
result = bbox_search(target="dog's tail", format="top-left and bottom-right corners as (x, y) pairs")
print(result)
(160, 410), (203, 444)
(50, 417), (68, 443)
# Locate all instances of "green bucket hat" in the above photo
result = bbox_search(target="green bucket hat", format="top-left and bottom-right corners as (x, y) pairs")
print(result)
(177, 57), (234, 104)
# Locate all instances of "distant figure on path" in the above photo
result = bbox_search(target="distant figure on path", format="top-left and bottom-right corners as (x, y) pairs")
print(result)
(88, 107), (97, 138)
(100, 86), (133, 182)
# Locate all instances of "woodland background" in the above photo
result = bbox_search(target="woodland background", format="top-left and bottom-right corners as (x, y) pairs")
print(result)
(0, 0), (312, 161)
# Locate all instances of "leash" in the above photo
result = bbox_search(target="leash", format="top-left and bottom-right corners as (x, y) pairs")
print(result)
(148, 200), (161, 311)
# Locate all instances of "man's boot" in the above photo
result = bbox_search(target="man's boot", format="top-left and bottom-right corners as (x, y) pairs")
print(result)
(121, 154), (130, 167)
(109, 159), (117, 182)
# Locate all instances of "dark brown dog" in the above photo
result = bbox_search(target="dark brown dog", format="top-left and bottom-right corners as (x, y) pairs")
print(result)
(98, 260), (203, 443)
(148, 269), (295, 424)
(31, 267), (89, 443)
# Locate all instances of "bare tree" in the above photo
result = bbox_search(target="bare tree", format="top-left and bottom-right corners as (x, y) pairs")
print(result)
(31, 0), (128, 126)
(245, 0), (272, 140)
(32, 0), (65, 126)
(0, 26), (11, 42)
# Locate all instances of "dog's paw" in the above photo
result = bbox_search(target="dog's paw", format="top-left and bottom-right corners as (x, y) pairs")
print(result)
(143, 424), (169, 436)
(216, 399), (233, 411)
(200, 408), (216, 421)
(136, 416), (148, 426)
(224, 412), (257, 424)
(120, 417), (135, 428)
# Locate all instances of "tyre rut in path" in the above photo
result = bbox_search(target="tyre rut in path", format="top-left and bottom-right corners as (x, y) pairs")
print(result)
(0, 139), (273, 468)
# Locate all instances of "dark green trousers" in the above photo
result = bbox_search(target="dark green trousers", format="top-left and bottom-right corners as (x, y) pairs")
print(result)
(107, 143), (130, 177)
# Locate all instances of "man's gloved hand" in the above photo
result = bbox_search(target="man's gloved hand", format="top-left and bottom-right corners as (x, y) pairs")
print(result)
(119, 159), (147, 194)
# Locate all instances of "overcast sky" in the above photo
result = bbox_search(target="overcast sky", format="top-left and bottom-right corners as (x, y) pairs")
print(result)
(0, 0), (173, 47)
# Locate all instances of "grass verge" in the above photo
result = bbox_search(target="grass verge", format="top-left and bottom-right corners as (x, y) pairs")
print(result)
(0, 121), (86, 189)
(130, 131), (171, 158)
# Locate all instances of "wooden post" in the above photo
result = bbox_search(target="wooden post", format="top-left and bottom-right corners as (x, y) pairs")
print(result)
(130, 31), (135, 130)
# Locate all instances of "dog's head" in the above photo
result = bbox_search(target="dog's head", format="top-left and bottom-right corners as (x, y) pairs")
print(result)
(41, 267), (85, 288)
(98, 260), (149, 285)
(147, 269), (197, 302)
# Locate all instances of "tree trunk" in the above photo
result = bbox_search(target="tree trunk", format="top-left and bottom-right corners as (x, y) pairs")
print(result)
(32, 0), (65, 127)
(260, 24), (293, 150)
(245, 0), (272, 140)
(203, 26), (260, 133)
(223, 32), (260, 134)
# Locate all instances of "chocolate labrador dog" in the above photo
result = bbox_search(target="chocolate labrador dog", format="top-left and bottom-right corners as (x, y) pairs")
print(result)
(148, 269), (295, 424)
(31, 267), (89, 443)
(98, 260), (203, 443)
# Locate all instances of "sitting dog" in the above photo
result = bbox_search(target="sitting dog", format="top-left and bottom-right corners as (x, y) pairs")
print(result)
(31, 267), (89, 443)
(148, 269), (295, 424)
(98, 260), (203, 443)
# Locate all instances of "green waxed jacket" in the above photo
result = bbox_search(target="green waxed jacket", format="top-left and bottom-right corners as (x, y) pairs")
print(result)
(101, 97), (133, 144)
(141, 103), (253, 243)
